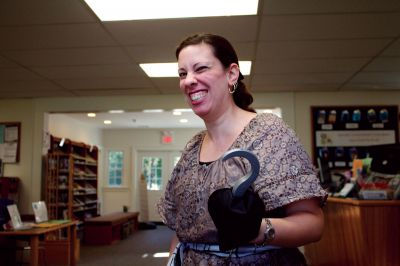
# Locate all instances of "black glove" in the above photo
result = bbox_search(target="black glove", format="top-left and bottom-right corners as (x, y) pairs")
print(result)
(208, 187), (265, 251)
(207, 149), (264, 251)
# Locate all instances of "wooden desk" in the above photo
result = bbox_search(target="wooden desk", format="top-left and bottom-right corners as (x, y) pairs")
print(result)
(0, 221), (78, 266)
(304, 197), (400, 266)
(84, 212), (139, 245)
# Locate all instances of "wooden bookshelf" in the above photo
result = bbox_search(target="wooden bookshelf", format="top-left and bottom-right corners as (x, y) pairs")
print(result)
(45, 136), (99, 222)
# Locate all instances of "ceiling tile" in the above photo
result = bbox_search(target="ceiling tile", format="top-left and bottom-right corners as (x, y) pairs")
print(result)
(0, 23), (117, 50)
(0, 79), (66, 91)
(262, 0), (400, 14)
(151, 78), (180, 94)
(0, 0), (400, 100)
(0, 55), (18, 67)
(0, 0), (96, 25)
(104, 16), (259, 46)
(4, 47), (131, 67)
(350, 72), (400, 84)
(125, 41), (256, 63)
(251, 83), (339, 92)
(0, 67), (42, 80)
(55, 77), (154, 90)
(259, 13), (400, 41)
(256, 39), (392, 59)
(70, 88), (160, 97)
(364, 56), (400, 71)
(382, 39), (400, 56)
(251, 72), (351, 86)
(33, 64), (145, 79)
(0, 89), (74, 99)
(252, 58), (370, 74)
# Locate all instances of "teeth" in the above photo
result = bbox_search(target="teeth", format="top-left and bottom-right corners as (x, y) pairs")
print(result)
(190, 91), (206, 101)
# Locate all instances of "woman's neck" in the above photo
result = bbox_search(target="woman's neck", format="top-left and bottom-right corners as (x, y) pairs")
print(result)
(199, 109), (256, 161)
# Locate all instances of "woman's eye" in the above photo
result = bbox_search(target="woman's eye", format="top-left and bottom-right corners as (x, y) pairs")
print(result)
(178, 72), (187, 78)
(196, 66), (208, 72)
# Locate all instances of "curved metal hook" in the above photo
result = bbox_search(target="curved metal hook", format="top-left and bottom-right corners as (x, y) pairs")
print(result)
(222, 148), (260, 197)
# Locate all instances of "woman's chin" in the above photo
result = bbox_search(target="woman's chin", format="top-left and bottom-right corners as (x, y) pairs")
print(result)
(192, 108), (208, 119)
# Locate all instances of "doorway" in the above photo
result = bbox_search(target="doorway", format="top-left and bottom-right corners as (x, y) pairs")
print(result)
(137, 150), (181, 221)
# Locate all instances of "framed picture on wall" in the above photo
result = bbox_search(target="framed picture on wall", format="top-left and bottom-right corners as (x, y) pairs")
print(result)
(311, 105), (399, 169)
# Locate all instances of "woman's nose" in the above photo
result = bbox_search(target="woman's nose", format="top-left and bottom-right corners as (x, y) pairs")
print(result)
(184, 72), (197, 86)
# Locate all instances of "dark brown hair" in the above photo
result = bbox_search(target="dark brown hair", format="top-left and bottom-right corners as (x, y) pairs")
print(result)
(176, 33), (255, 113)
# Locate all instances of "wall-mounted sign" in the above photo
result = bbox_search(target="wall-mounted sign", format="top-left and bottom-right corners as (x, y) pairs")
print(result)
(311, 106), (399, 169)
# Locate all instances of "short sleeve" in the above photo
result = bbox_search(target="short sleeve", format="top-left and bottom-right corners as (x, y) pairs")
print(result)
(252, 114), (327, 210)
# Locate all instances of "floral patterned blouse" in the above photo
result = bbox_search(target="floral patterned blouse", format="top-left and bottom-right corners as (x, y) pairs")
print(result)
(157, 113), (327, 265)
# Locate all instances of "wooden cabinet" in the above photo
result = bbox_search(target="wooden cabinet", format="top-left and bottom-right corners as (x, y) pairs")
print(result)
(45, 136), (99, 222)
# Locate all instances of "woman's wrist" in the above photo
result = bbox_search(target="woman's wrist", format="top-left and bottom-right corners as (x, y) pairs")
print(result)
(251, 219), (268, 245)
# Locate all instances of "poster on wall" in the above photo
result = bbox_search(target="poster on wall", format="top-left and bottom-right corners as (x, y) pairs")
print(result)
(0, 122), (21, 163)
(311, 106), (399, 169)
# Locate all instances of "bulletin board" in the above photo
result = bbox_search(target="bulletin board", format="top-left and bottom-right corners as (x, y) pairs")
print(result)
(0, 122), (21, 163)
(311, 106), (399, 169)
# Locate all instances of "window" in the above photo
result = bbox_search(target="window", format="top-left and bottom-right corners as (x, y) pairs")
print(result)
(142, 156), (162, 191)
(108, 151), (123, 186)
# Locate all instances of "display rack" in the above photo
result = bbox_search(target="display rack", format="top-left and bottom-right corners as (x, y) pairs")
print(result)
(45, 136), (99, 222)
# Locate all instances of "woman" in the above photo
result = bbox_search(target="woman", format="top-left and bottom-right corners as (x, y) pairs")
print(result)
(157, 33), (327, 265)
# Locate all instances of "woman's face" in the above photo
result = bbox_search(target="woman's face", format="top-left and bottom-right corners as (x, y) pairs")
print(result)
(177, 43), (233, 119)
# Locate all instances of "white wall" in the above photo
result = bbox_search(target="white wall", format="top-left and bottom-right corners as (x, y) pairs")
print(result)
(0, 99), (36, 212)
(47, 113), (102, 147)
(1, 91), (400, 214)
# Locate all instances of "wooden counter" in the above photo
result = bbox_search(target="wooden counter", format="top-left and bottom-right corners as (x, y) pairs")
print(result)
(304, 197), (400, 266)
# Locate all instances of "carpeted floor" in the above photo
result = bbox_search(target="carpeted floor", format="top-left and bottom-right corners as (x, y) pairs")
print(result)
(78, 224), (174, 266)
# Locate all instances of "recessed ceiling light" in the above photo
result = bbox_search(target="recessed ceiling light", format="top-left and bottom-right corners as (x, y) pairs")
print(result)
(172, 111), (182, 116)
(109, 110), (125, 114)
(173, 109), (193, 113)
(104, 120), (112, 124)
(84, 0), (259, 21)
(143, 109), (164, 113)
(140, 61), (252, 78)
(153, 252), (169, 258)
(87, 113), (96, 117)
(180, 119), (188, 123)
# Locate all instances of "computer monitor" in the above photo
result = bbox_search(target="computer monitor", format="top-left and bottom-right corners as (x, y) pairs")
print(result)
(317, 157), (332, 189)
(367, 144), (400, 175)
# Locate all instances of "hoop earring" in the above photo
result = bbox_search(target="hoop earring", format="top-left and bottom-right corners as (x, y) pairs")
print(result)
(229, 82), (238, 94)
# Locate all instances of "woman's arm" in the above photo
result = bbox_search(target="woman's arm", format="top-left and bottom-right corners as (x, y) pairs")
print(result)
(169, 234), (180, 255)
(251, 198), (324, 247)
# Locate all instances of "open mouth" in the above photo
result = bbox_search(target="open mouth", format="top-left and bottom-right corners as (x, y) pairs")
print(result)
(190, 91), (207, 101)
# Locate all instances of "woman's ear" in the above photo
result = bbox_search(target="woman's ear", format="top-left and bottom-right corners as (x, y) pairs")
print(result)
(226, 63), (240, 86)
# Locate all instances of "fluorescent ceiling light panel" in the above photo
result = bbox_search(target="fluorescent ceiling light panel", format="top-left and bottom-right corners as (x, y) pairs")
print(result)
(140, 63), (179, 78)
(140, 61), (252, 78)
(239, 61), (252, 76)
(84, 0), (259, 21)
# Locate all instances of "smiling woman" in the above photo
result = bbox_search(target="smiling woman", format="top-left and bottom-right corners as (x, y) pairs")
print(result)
(158, 33), (327, 266)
